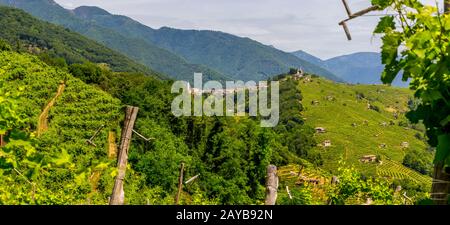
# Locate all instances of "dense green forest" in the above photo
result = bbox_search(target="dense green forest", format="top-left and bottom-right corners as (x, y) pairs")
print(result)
(0, 6), (160, 77)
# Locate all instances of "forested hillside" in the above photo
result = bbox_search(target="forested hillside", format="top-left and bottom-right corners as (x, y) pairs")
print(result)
(0, 40), (324, 204)
(71, 6), (340, 82)
(0, 1), (230, 82)
(0, 41), (433, 204)
(0, 0), (341, 82)
(0, 1), (437, 205)
(0, 6), (159, 77)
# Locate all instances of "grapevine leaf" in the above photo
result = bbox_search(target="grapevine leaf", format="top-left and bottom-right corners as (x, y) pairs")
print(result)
(371, 0), (394, 9)
(441, 115), (450, 127)
(435, 134), (450, 163)
(374, 16), (395, 33)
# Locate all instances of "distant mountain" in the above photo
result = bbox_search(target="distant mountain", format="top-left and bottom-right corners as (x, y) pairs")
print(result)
(71, 6), (341, 81)
(0, 0), (229, 82)
(0, 6), (158, 77)
(1, 1), (341, 82)
(291, 51), (409, 87)
(291, 50), (324, 68)
(325, 52), (408, 87)
(325, 52), (385, 84)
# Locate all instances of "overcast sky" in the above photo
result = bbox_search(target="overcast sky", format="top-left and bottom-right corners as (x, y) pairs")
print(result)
(54, 0), (439, 59)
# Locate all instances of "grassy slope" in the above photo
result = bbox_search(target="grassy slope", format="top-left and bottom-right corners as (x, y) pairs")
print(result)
(0, 51), (123, 203)
(297, 76), (431, 184)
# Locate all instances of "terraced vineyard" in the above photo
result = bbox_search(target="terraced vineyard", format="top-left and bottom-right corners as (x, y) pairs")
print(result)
(278, 164), (329, 183)
(0, 51), (124, 204)
(377, 159), (432, 187)
(297, 76), (429, 177)
(278, 164), (330, 204)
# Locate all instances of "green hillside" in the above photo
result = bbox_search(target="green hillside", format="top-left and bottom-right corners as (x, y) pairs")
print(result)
(296, 75), (432, 186)
(0, 6), (160, 77)
(0, 1), (230, 82)
(0, 46), (432, 204)
(0, 50), (127, 204)
(0, 1), (341, 82)
(0, 46), (314, 205)
(72, 5), (341, 81)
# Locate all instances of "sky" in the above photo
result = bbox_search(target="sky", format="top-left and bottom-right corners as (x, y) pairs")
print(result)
(54, 0), (439, 59)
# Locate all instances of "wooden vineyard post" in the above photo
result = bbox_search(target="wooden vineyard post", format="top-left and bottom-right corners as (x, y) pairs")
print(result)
(338, 0), (379, 41)
(265, 165), (278, 205)
(110, 106), (139, 205)
(175, 162), (185, 205)
(286, 186), (293, 200)
(0, 134), (4, 147)
(327, 176), (339, 205)
(331, 176), (338, 185)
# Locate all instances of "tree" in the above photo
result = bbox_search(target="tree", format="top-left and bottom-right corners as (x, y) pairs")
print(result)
(372, 0), (450, 204)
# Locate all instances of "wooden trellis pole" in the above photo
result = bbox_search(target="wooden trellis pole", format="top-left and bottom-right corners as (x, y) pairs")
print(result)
(110, 106), (139, 205)
(0, 134), (4, 147)
(338, 0), (379, 40)
(265, 165), (279, 205)
(175, 162), (185, 205)
(185, 174), (200, 185)
(286, 186), (293, 200)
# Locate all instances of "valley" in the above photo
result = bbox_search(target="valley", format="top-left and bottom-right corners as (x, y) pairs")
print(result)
(0, 0), (447, 206)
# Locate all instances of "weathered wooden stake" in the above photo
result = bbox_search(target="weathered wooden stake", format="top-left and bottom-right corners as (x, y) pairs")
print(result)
(297, 165), (304, 178)
(175, 162), (185, 205)
(286, 186), (292, 200)
(0, 134), (4, 147)
(342, 0), (352, 17)
(265, 165), (279, 205)
(185, 174), (200, 185)
(338, 2), (379, 41)
(431, 163), (450, 205)
(110, 106), (139, 205)
(331, 176), (338, 185)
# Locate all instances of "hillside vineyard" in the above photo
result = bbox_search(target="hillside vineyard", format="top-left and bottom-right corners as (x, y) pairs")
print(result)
(0, 0), (448, 207)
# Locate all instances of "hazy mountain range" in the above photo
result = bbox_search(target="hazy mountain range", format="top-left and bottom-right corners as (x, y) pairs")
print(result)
(0, 0), (407, 86)
(291, 50), (409, 87)
(0, 0), (341, 82)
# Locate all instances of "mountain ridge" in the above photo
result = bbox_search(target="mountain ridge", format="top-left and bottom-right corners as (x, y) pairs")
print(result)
(0, 0), (230, 82)
(71, 6), (342, 81)
(0, 6), (164, 77)
(292, 50), (409, 87)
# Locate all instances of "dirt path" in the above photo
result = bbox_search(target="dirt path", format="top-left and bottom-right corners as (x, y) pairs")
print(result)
(37, 82), (65, 137)
(108, 131), (117, 159)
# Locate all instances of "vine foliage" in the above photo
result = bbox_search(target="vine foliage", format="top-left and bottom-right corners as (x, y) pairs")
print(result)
(372, 0), (450, 166)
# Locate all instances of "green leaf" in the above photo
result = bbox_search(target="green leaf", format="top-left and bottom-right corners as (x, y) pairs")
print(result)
(441, 115), (450, 127)
(371, 0), (394, 9)
(74, 172), (87, 186)
(52, 149), (72, 166)
(374, 16), (396, 33)
(435, 134), (450, 163)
